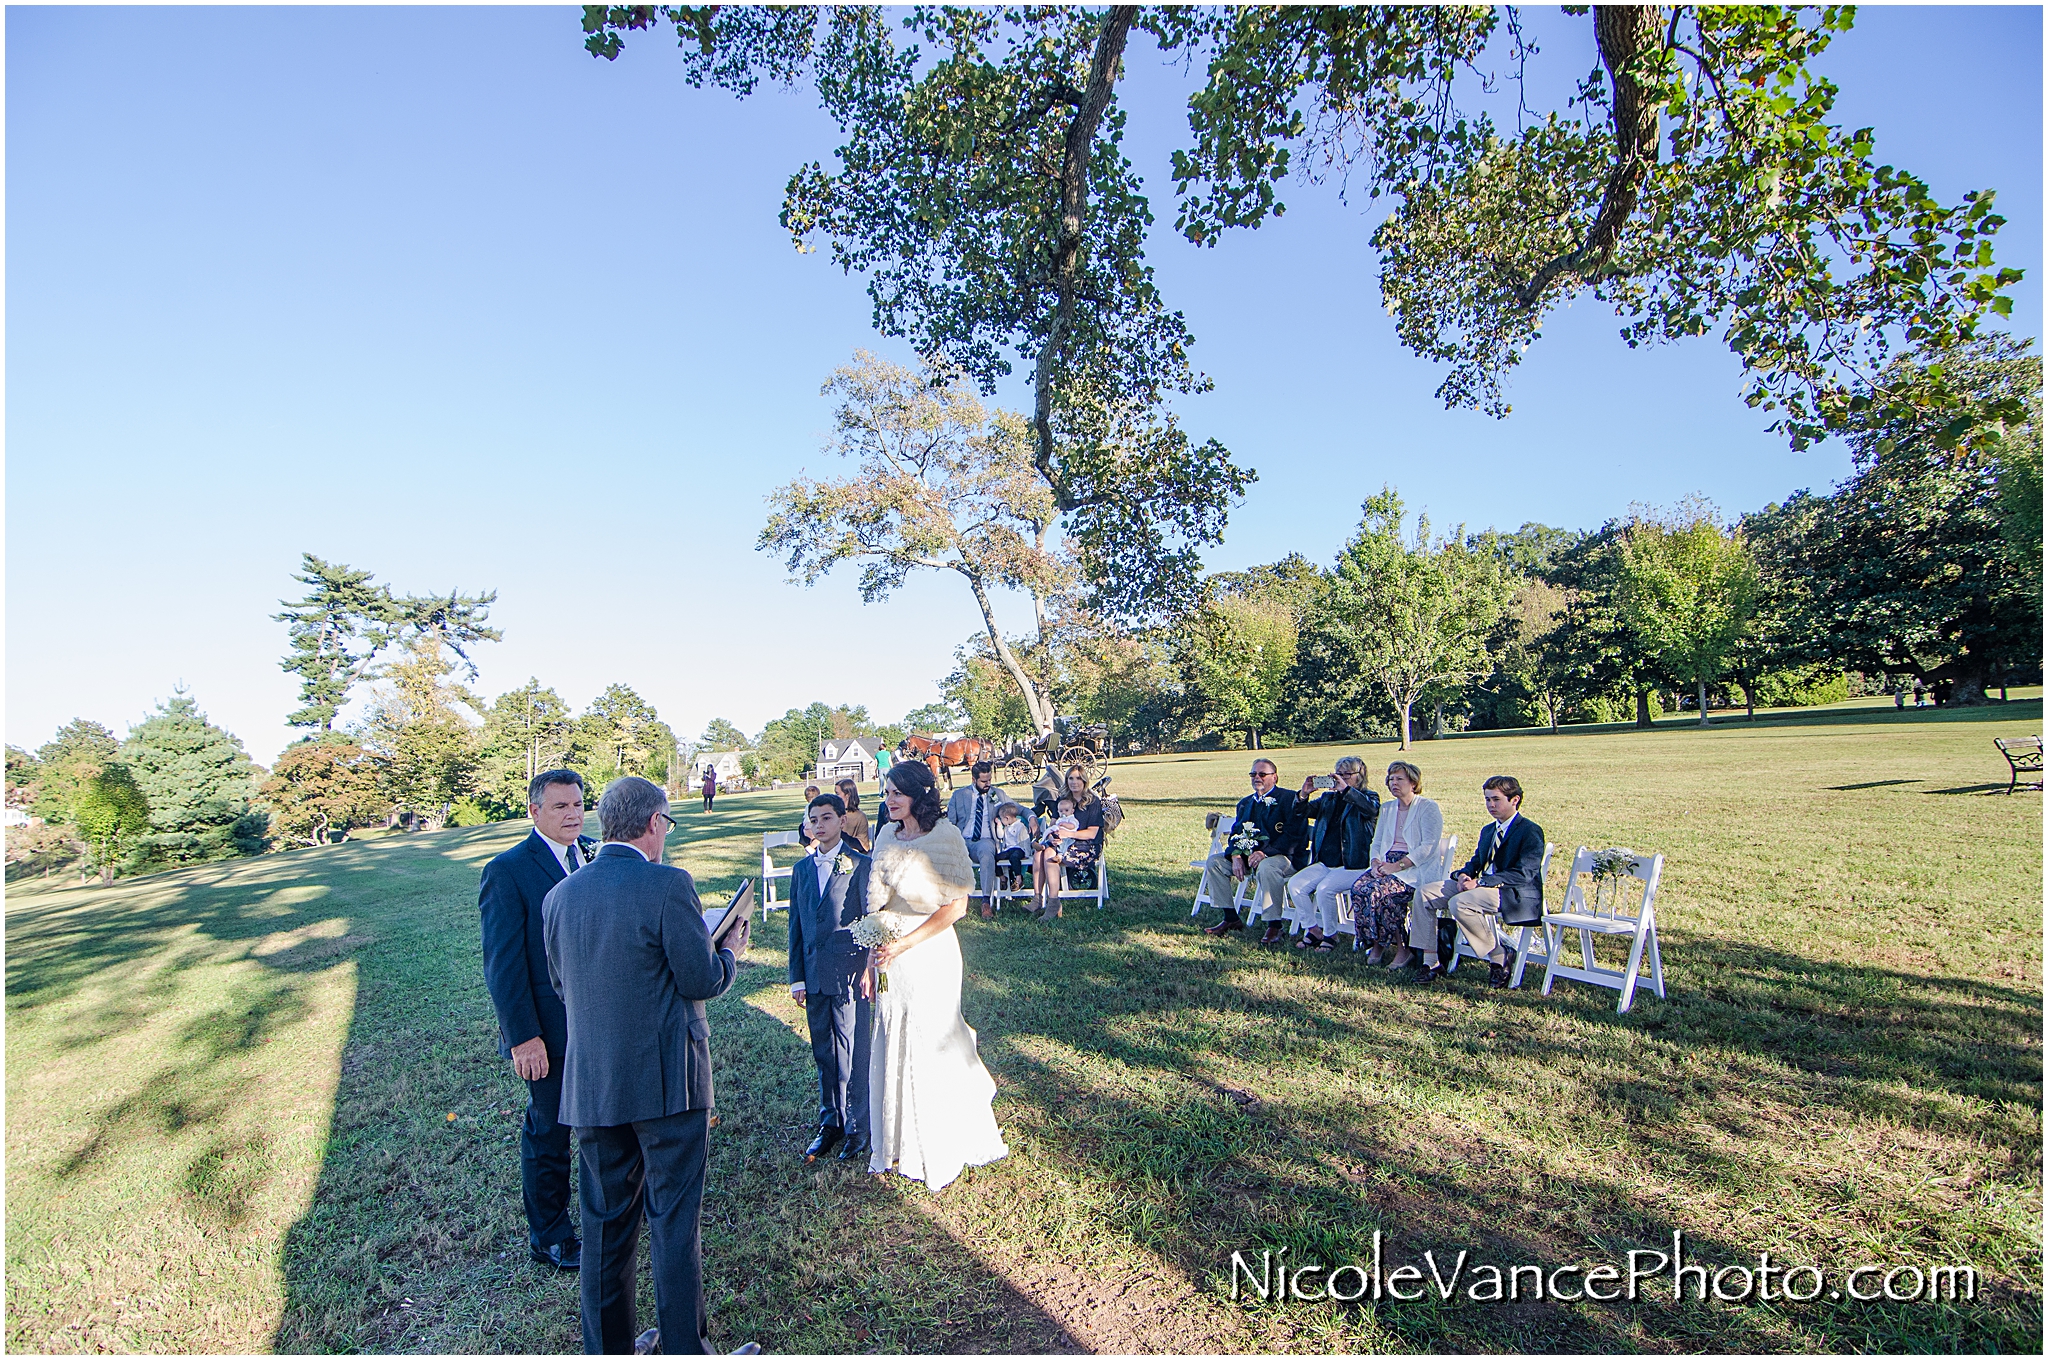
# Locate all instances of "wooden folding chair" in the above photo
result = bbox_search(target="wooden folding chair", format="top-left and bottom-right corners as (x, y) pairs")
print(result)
(1539, 847), (1666, 1013)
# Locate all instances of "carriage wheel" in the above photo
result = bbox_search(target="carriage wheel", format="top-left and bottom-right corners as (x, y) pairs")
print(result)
(1058, 745), (1096, 777)
(1003, 756), (1035, 785)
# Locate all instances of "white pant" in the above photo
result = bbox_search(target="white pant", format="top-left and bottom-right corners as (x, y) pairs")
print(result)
(1286, 863), (1359, 937)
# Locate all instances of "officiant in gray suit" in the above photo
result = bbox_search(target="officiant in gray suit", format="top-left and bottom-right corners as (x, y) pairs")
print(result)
(543, 776), (748, 1355)
(786, 792), (874, 1163)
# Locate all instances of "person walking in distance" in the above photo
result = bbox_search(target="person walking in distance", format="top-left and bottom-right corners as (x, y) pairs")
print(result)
(478, 770), (595, 1274)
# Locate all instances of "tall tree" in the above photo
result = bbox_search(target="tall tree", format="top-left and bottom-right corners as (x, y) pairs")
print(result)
(1615, 505), (1759, 727)
(1498, 578), (1573, 732)
(1164, 6), (2023, 450)
(480, 680), (576, 809)
(1732, 491), (1834, 719)
(259, 741), (387, 848)
(762, 353), (1070, 738)
(72, 764), (151, 882)
(1174, 592), (1299, 751)
(698, 719), (750, 752)
(1326, 488), (1516, 750)
(357, 633), (484, 830)
(275, 555), (398, 734)
(118, 690), (269, 865)
(29, 719), (119, 825)
(588, 6), (1254, 621)
(576, 684), (675, 785)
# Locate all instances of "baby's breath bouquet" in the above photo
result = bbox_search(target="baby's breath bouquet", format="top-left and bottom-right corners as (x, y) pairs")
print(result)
(849, 912), (905, 991)
(1227, 825), (1263, 858)
(1586, 848), (1638, 912)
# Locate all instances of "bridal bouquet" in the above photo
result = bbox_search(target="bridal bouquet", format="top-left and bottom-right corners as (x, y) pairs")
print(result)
(1227, 825), (1264, 859)
(849, 912), (905, 992)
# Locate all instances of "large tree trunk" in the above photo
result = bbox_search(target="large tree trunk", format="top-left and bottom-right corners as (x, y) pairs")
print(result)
(1697, 678), (1711, 727)
(1635, 687), (1654, 729)
(964, 572), (1057, 739)
(1029, 6), (1138, 506)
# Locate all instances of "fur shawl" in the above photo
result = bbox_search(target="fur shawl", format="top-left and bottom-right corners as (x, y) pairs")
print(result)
(870, 819), (976, 913)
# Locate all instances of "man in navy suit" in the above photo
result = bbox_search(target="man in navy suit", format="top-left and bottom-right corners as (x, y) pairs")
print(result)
(479, 768), (595, 1271)
(785, 792), (874, 1163)
(1396, 775), (1545, 988)
(544, 776), (748, 1355)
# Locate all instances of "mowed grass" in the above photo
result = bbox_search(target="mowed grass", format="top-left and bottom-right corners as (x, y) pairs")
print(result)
(5, 699), (2041, 1353)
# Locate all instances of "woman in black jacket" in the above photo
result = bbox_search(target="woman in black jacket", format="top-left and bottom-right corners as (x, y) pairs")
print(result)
(1284, 756), (1381, 951)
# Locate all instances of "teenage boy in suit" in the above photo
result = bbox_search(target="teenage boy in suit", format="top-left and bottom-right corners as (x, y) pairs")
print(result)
(786, 793), (875, 1163)
(1395, 775), (1545, 988)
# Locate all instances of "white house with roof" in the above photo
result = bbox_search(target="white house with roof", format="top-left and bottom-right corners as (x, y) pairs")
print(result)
(695, 750), (748, 790)
(817, 736), (883, 784)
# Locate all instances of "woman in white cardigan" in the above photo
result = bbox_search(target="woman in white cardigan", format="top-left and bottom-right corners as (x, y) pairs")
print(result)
(1348, 761), (1444, 962)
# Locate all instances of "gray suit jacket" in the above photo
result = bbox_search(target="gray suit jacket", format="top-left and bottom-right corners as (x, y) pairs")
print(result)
(542, 844), (738, 1127)
(945, 784), (1017, 843)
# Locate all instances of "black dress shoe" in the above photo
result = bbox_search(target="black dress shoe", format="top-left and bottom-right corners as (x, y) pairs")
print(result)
(531, 1238), (581, 1270)
(835, 1135), (869, 1162)
(1489, 947), (1518, 989)
(805, 1126), (843, 1162)
(633, 1327), (661, 1354)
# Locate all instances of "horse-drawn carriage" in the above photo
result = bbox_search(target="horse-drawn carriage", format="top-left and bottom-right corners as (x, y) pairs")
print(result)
(900, 716), (1112, 790)
(994, 715), (1112, 786)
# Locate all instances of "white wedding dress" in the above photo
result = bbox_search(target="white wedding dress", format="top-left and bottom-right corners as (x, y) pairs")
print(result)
(865, 820), (1009, 1190)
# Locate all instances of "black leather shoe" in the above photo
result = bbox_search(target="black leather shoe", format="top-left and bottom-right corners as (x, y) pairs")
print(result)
(836, 1135), (868, 1162)
(530, 1238), (581, 1270)
(1416, 960), (1447, 983)
(1489, 947), (1518, 989)
(805, 1126), (843, 1162)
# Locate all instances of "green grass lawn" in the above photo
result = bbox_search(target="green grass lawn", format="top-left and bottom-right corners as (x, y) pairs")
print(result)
(6, 699), (2041, 1353)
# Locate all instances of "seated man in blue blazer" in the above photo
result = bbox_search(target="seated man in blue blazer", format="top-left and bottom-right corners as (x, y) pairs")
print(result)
(1395, 775), (1544, 988)
(786, 792), (874, 1163)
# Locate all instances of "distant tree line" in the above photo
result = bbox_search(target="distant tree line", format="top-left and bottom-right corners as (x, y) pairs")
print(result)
(935, 340), (2043, 753)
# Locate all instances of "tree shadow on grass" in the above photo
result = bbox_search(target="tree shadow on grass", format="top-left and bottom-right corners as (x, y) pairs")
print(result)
(262, 820), (1081, 1354)
(953, 893), (2042, 1353)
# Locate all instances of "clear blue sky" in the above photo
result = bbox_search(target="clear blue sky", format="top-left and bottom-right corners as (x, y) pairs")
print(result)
(7, 5), (2040, 765)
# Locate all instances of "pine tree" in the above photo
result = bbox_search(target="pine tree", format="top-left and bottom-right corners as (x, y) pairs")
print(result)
(274, 555), (398, 734)
(119, 690), (269, 865)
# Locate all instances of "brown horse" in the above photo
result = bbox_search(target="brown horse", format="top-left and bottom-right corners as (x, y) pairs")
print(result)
(898, 734), (996, 789)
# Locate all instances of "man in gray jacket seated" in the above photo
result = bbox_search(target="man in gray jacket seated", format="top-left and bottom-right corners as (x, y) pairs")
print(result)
(544, 776), (749, 1355)
(945, 761), (1019, 913)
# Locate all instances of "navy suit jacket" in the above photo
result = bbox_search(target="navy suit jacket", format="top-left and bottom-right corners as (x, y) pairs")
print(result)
(786, 841), (872, 997)
(1455, 815), (1547, 926)
(479, 829), (595, 1057)
(543, 844), (738, 1127)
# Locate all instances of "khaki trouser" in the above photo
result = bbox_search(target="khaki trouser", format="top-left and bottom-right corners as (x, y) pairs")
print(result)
(1202, 851), (1295, 921)
(1410, 879), (1507, 962)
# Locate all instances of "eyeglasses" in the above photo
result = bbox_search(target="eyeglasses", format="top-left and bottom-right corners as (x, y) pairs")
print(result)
(656, 812), (678, 833)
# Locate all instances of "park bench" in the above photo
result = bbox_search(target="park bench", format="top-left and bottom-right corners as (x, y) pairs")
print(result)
(1994, 736), (2043, 793)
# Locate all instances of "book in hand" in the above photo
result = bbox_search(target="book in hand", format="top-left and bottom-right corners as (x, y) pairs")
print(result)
(704, 879), (755, 951)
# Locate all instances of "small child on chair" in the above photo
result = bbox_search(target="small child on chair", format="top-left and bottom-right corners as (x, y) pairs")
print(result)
(994, 802), (1032, 892)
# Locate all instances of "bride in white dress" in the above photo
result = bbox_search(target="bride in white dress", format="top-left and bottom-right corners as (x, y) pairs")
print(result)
(861, 760), (1009, 1190)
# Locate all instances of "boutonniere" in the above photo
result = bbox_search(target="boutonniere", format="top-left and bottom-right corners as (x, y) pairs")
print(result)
(835, 853), (855, 876)
(1258, 794), (1277, 808)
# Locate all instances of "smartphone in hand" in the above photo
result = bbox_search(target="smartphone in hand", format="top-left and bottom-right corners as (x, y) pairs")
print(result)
(1310, 775), (1337, 791)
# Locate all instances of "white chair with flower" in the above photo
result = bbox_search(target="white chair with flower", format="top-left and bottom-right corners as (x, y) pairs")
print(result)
(1188, 812), (1260, 917)
(1538, 846), (1666, 1013)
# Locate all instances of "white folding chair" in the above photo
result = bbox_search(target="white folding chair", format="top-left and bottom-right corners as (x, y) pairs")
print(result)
(1445, 840), (1552, 977)
(1189, 813), (1258, 917)
(761, 830), (802, 912)
(1540, 847), (1666, 1013)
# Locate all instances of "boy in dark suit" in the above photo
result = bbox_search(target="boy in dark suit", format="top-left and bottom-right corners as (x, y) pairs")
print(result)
(1398, 775), (1545, 988)
(478, 769), (596, 1271)
(786, 793), (874, 1163)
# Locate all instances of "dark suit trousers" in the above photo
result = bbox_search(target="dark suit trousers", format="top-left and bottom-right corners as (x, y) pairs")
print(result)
(804, 989), (872, 1140)
(577, 1110), (712, 1355)
(520, 1053), (575, 1252)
